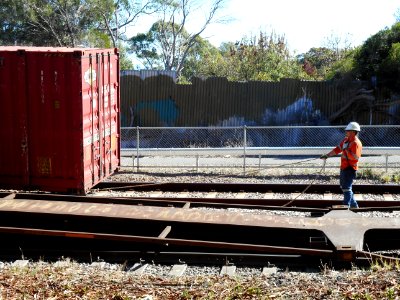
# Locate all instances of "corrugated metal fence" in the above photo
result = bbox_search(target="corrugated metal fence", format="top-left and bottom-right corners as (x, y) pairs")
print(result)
(120, 75), (399, 127)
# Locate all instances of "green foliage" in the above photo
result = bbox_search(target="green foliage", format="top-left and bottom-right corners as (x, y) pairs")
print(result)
(358, 166), (376, 180)
(0, 0), (163, 49)
(1, 0), (398, 91)
(180, 37), (223, 81)
(119, 46), (134, 70)
(194, 31), (310, 82)
(129, 22), (170, 69)
(326, 48), (358, 80)
(354, 28), (392, 78)
(0, 0), (115, 47)
(299, 47), (349, 80)
(86, 30), (113, 48)
(0, 0), (26, 45)
(380, 42), (400, 90)
(380, 174), (392, 183)
(380, 171), (400, 184)
(354, 22), (400, 92)
(180, 289), (191, 299)
(357, 167), (400, 184)
(129, 20), (211, 73)
(392, 173), (400, 183)
(370, 258), (398, 271)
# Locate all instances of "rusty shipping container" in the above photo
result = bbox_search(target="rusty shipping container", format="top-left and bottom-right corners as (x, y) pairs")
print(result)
(0, 47), (120, 193)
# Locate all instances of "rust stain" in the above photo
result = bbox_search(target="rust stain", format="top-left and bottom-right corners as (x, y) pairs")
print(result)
(1, 200), (400, 231)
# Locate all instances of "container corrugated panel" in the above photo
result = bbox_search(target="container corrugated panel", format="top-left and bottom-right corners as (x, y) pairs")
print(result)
(0, 46), (120, 194)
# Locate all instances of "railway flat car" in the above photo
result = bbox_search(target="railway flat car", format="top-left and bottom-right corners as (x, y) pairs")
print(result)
(0, 47), (120, 193)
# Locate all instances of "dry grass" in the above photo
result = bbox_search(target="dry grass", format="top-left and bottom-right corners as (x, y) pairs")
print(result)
(1, 261), (400, 299)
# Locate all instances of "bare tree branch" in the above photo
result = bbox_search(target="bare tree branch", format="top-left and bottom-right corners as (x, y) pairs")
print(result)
(24, 2), (64, 46)
(100, 0), (163, 46)
(160, 0), (226, 74)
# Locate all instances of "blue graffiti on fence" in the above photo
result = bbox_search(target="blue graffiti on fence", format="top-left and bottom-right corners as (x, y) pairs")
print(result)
(261, 96), (328, 126)
(135, 99), (179, 126)
(260, 96), (331, 146)
(215, 96), (332, 147)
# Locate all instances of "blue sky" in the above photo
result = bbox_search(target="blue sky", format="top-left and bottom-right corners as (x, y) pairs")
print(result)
(130, 0), (400, 55)
(200, 0), (400, 53)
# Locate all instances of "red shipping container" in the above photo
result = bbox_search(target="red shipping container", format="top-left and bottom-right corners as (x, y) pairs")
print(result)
(0, 47), (120, 194)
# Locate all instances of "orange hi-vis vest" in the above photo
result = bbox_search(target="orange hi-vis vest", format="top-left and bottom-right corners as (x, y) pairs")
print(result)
(333, 135), (362, 170)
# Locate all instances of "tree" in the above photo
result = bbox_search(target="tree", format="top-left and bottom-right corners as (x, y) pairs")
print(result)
(298, 47), (340, 80)
(297, 33), (354, 80)
(98, 0), (163, 48)
(380, 41), (400, 92)
(0, 0), (19, 45)
(128, 21), (165, 69)
(354, 22), (400, 92)
(0, 0), (113, 47)
(129, 0), (227, 78)
(325, 47), (358, 81)
(199, 31), (309, 81)
(0, 0), (162, 48)
(322, 32), (353, 60)
(179, 36), (222, 81)
(326, 22), (400, 124)
(119, 45), (135, 70)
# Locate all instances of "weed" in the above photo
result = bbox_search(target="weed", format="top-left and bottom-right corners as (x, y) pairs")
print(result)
(246, 286), (262, 296)
(370, 256), (400, 272)
(320, 262), (333, 275)
(380, 174), (392, 183)
(364, 294), (373, 300)
(232, 282), (244, 294)
(392, 173), (400, 183)
(386, 287), (396, 300)
(359, 166), (375, 180)
(181, 290), (191, 299)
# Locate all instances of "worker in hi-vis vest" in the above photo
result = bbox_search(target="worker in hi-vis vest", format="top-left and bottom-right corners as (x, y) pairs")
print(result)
(320, 122), (363, 208)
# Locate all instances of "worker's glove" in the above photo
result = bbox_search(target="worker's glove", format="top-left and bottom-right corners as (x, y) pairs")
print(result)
(320, 154), (328, 159)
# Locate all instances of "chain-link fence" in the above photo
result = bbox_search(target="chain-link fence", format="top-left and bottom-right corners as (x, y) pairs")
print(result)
(121, 126), (400, 172)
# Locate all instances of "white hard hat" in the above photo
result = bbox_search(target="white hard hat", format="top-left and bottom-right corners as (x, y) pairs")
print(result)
(345, 122), (361, 132)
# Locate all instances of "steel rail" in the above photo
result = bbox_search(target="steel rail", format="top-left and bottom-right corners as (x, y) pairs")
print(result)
(3, 192), (400, 211)
(6, 192), (400, 210)
(93, 181), (400, 194)
(0, 248), (317, 267)
(0, 226), (333, 257)
(356, 250), (400, 263)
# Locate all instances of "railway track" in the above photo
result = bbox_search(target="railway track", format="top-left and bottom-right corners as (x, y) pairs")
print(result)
(94, 181), (400, 194)
(2, 191), (400, 210)
(1, 185), (400, 269)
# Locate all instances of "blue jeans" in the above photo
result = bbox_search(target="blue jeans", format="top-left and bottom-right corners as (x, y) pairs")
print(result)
(340, 167), (358, 208)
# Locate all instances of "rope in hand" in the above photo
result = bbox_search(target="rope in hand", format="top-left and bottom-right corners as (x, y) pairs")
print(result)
(282, 158), (327, 207)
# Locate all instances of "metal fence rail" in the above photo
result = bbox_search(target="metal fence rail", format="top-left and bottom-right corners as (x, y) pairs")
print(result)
(121, 126), (400, 172)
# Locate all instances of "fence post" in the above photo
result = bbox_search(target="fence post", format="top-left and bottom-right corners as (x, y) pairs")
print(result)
(243, 125), (247, 175)
(136, 126), (140, 172)
(385, 154), (389, 173)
